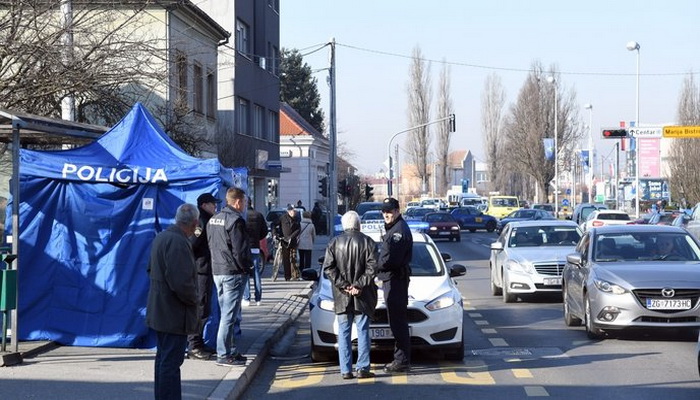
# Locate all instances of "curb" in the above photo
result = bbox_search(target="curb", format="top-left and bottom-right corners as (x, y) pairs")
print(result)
(209, 284), (313, 400)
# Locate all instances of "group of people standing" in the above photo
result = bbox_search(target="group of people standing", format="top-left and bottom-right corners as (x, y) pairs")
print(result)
(146, 187), (270, 400)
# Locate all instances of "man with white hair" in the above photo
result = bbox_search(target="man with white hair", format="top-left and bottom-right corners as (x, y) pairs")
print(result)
(322, 211), (378, 379)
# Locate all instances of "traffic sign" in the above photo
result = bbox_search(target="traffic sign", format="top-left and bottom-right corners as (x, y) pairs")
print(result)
(562, 198), (570, 206)
(663, 126), (700, 138)
(629, 127), (662, 138)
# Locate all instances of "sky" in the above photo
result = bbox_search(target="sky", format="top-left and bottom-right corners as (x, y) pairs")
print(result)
(281, 1), (700, 176)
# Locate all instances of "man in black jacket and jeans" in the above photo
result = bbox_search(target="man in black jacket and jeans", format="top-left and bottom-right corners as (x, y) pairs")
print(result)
(187, 193), (220, 359)
(278, 204), (301, 281)
(377, 197), (413, 373)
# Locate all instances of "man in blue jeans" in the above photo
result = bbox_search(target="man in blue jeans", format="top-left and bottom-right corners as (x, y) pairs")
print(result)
(207, 187), (252, 366)
(322, 211), (378, 379)
(243, 197), (268, 306)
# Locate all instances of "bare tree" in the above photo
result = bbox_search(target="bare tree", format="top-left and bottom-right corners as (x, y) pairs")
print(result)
(481, 73), (506, 193)
(435, 60), (453, 196)
(501, 61), (582, 202)
(406, 46), (432, 194)
(668, 73), (700, 204)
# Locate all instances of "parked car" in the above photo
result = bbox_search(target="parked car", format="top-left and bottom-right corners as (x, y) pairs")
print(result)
(648, 211), (683, 226)
(406, 201), (421, 211)
(302, 229), (467, 361)
(489, 220), (582, 303)
(496, 208), (556, 233)
(562, 225), (700, 339)
(355, 201), (383, 217)
(570, 203), (608, 225)
(580, 210), (631, 232)
(422, 212), (461, 242)
(450, 206), (498, 232)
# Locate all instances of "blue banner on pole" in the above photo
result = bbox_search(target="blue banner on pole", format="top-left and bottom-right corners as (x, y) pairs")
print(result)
(581, 150), (590, 167)
(543, 138), (554, 160)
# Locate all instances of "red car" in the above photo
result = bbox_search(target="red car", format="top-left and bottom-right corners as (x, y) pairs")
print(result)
(422, 212), (461, 242)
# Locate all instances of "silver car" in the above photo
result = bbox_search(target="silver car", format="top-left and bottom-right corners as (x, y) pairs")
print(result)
(562, 225), (700, 340)
(490, 220), (582, 303)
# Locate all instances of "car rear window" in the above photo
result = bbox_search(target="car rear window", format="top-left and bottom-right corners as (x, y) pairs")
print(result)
(599, 213), (630, 221)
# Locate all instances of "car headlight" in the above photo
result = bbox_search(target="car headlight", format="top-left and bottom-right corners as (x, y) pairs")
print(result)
(425, 292), (458, 311)
(451, 226), (460, 231)
(319, 298), (335, 311)
(593, 279), (627, 295)
(505, 259), (534, 274)
(429, 226), (437, 231)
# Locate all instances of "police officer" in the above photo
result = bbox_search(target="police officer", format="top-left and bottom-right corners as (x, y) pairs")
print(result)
(377, 197), (413, 373)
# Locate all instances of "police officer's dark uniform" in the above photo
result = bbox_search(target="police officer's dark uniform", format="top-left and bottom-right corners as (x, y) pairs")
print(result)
(187, 193), (220, 358)
(376, 197), (413, 372)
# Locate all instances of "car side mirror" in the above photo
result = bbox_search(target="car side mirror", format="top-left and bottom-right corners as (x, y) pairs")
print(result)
(441, 252), (452, 262)
(490, 242), (504, 251)
(566, 253), (583, 266)
(449, 264), (466, 277)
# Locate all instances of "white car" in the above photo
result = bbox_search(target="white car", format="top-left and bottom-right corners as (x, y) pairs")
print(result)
(302, 228), (466, 361)
(580, 210), (631, 232)
(490, 220), (582, 303)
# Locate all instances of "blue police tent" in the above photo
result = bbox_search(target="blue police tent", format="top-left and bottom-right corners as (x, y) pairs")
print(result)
(9, 103), (245, 348)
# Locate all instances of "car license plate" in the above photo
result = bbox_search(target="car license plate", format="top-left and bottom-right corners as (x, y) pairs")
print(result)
(438, 231), (451, 235)
(369, 328), (394, 339)
(543, 277), (562, 285)
(646, 298), (691, 310)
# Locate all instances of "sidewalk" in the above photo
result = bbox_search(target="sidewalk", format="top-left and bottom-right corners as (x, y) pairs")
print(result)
(0, 235), (330, 400)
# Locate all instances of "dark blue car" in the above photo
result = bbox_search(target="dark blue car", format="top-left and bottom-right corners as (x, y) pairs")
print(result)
(496, 208), (556, 233)
(450, 206), (498, 232)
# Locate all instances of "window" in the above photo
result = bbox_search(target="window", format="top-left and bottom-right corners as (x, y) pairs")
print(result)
(192, 63), (203, 114)
(253, 104), (264, 139)
(236, 19), (250, 57)
(206, 70), (216, 118)
(267, 110), (278, 141)
(175, 51), (188, 108)
(237, 97), (249, 134)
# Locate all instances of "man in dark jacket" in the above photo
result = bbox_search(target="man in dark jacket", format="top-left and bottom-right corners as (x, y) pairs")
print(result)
(278, 204), (301, 281)
(376, 197), (413, 373)
(146, 203), (199, 400)
(244, 197), (268, 305)
(207, 187), (251, 366)
(323, 210), (378, 379)
(187, 192), (220, 359)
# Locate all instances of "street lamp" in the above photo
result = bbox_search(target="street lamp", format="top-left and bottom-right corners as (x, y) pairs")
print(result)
(584, 103), (593, 203)
(626, 40), (640, 218)
(547, 76), (558, 218)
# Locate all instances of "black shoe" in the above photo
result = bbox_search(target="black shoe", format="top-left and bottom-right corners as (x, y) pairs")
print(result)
(356, 370), (375, 379)
(188, 348), (213, 360)
(341, 372), (355, 379)
(216, 354), (247, 366)
(383, 361), (410, 373)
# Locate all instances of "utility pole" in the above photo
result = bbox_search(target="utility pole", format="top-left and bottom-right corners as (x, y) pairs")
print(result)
(328, 38), (337, 232)
(61, 0), (75, 121)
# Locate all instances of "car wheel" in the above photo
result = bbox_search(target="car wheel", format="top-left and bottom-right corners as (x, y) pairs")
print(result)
(444, 339), (464, 361)
(562, 285), (582, 326)
(468, 228), (477, 233)
(485, 221), (496, 232)
(490, 268), (502, 296)
(584, 294), (604, 340)
(502, 274), (516, 303)
(310, 336), (336, 362)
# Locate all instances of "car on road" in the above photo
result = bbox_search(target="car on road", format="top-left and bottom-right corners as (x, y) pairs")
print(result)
(562, 225), (700, 339)
(489, 220), (582, 303)
(355, 201), (383, 217)
(532, 203), (555, 217)
(571, 203), (608, 225)
(648, 211), (684, 226)
(422, 212), (461, 242)
(496, 208), (556, 233)
(580, 209), (631, 232)
(404, 206), (434, 221)
(450, 206), (498, 232)
(302, 229), (467, 361)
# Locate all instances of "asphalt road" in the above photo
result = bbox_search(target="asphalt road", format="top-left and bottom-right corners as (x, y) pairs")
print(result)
(241, 231), (700, 400)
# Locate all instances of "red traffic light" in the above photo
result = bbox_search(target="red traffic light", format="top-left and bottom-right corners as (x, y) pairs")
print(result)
(601, 129), (628, 138)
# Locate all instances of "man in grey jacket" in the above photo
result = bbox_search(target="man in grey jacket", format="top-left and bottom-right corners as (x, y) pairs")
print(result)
(323, 211), (378, 379)
(146, 203), (200, 400)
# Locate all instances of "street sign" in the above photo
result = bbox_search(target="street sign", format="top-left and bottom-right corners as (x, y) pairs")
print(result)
(562, 198), (569, 206)
(663, 126), (700, 138)
(595, 194), (605, 202)
(629, 127), (662, 138)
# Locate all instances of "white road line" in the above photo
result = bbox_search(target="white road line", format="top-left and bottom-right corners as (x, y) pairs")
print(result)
(481, 328), (497, 334)
(488, 338), (508, 347)
(524, 386), (549, 397)
(474, 320), (489, 326)
(468, 312), (482, 318)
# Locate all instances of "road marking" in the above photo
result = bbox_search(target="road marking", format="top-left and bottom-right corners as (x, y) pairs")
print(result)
(512, 368), (533, 378)
(524, 386), (549, 396)
(440, 367), (496, 385)
(474, 320), (489, 326)
(272, 365), (326, 388)
(481, 328), (497, 334)
(488, 338), (508, 347)
(468, 312), (482, 318)
(391, 373), (408, 384)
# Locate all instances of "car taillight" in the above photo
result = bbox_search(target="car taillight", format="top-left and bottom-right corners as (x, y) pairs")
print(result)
(592, 220), (604, 226)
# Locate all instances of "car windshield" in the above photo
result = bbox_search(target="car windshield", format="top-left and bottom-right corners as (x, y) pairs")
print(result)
(593, 232), (700, 262)
(425, 213), (455, 223)
(508, 226), (580, 247)
(492, 197), (519, 207)
(361, 211), (383, 221)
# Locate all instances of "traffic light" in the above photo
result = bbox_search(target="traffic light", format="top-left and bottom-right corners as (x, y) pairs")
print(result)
(364, 183), (374, 200)
(601, 128), (628, 138)
(318, 177), (328, 197)
(449, 114), (456, 132)
(338, 179), (347, 196)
